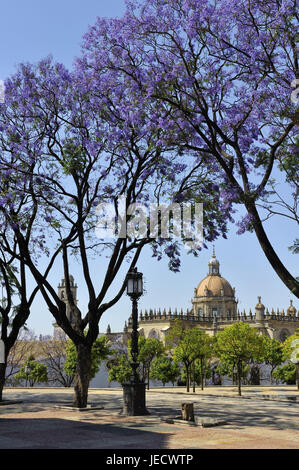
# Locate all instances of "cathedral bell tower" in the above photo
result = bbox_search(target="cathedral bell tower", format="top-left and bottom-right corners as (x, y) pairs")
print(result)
(57, 275), (78, 324)
(53, 275), (78, 337)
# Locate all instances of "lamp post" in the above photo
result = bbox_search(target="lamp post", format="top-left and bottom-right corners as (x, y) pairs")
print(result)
(122, 267), (149, 416)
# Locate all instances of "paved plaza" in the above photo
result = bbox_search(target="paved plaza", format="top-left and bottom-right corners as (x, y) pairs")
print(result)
(0, 386), (298, 449)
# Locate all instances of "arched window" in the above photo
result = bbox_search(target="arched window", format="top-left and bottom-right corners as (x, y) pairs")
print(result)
(148, 329), (159, 339)
(279, 329), (290, 343)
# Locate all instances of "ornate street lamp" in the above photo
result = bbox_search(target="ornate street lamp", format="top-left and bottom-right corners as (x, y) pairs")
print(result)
(122, 267), (149, 416)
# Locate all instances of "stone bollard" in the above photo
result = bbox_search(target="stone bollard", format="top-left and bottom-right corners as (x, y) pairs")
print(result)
(181, 403), (194, 422)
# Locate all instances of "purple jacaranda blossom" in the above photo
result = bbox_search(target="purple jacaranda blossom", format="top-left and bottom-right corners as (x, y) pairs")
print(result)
(1, 0), (296, 301)
(236, 213), (255, 235)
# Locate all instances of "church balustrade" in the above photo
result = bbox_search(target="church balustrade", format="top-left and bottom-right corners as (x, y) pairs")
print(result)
(136, 306), (299, 326)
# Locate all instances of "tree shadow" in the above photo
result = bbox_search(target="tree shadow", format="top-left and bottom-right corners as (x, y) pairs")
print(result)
(0, 404), (48, 415)
(0, 416), (171, 449)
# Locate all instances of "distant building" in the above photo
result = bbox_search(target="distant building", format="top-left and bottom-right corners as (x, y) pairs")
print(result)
(52, 254), (298, 387)
(129, 250), (299, 343)
(53, 275), (78, 338)
(54, 254), (299, 343)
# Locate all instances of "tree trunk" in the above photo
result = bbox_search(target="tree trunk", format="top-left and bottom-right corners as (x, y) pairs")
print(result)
(232, 367), (236, 386)
(201, 358), (204, 390)
(0, 363), (6, 402)
(147, 368), (150, 390)
(192, 361), (195, 393)
(246, 201), (299, 298)
(186, 365), (190, 392)
(73, 343), (92, 408)
(296, 364), (299, 390)
(237, 362), (242, 396)
(270, 368), (274, 386)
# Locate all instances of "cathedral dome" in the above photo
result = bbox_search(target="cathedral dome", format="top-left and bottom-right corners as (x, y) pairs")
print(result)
(196, 275), (235, 297)
(195, 248), (235, 298)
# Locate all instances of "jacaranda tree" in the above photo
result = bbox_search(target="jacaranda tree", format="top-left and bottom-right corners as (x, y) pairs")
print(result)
(0, 170), (52, 400)
(79, 0), (298, 296)
(0, 53), (228, 407)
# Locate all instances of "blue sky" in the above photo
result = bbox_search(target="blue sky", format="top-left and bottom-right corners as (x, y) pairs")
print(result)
(0, 0), (297, 336)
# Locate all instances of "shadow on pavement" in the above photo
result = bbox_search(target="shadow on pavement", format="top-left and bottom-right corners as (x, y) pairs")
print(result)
(0, 416), (170, 449)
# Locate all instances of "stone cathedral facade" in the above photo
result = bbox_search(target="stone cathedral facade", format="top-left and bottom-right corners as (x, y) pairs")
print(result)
(54, 251), (298, 344)
(125, 251), (299, 344)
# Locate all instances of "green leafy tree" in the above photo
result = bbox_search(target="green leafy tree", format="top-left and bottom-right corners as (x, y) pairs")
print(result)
(150, 355), (180, 386)
(133, 337), (165, 389)
(215, 323), (263, 396)
(173, 328), (212, 392)
(107, 354), (131, 384)
(281, 329), (299, 360)
(214, 359), (249, 386)
(281, 329), (299, 389)
(210, 360), (222, 386)
(196, 335), (214, 390)
(182, 359), (212, 390)
(247, 333), (268, 385)
(261, 336), (284, 385)
(64, 335), (111, 382)
(165, 319), (188, 350)
(273, 363), (296, 385)
(15, 355), (48, 387)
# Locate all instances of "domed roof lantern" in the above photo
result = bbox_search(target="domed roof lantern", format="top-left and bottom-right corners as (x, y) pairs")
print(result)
(208, 246), (220, 275)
